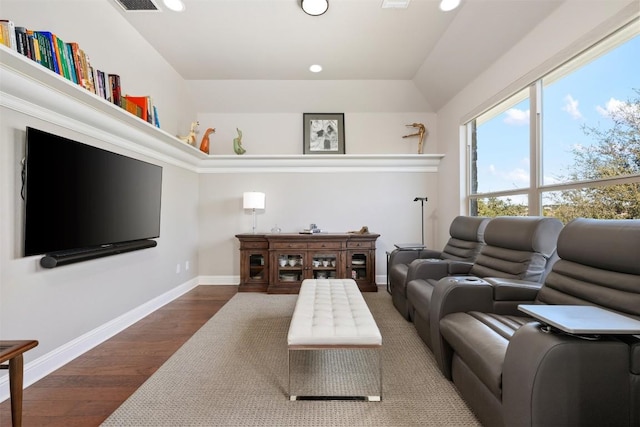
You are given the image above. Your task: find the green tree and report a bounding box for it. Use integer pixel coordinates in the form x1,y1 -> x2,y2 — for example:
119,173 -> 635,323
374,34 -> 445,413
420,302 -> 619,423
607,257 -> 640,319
550,90 -> 640,223
477,197 -> 528,217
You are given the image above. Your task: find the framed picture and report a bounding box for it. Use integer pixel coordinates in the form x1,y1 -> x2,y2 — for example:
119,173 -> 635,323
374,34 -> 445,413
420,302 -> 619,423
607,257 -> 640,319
303,113 -> 345,154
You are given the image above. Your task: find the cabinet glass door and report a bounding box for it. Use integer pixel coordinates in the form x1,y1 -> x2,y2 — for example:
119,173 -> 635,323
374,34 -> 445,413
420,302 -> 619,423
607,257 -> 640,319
350,252 -> 369,281
275,252 -> 305,283
248,254 -> 266,281
310,252 -> 338,280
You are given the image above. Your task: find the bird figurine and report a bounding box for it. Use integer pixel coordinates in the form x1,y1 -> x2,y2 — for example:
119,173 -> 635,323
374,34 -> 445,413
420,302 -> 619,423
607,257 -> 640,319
199,128 -> 215,154
233,128 -> 246,155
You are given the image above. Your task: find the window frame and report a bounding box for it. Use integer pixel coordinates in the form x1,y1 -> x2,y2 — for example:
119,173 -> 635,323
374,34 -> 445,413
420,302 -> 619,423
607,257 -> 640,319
466,19 -> 640,219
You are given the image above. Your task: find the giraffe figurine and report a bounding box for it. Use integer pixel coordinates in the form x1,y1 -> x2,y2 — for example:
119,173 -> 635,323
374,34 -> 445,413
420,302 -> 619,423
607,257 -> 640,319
178,121 -> 199,146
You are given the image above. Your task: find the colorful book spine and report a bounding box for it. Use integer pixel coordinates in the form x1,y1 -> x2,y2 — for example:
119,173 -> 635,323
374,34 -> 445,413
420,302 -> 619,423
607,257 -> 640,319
0,20 -> 17,50
26,30 -> 41,64
65,43 -> 78,84
35,31 -> 59,74
108,74 -> 121,106
123,95 -> 149,121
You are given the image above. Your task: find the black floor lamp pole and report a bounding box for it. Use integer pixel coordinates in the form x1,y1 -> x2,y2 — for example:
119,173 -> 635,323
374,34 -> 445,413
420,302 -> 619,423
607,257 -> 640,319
414,197 -> 428,246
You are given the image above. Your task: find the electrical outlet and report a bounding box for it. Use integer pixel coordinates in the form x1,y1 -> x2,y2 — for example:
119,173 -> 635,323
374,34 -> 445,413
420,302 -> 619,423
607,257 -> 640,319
176,263 -> 181,274
185,261 -> 189,270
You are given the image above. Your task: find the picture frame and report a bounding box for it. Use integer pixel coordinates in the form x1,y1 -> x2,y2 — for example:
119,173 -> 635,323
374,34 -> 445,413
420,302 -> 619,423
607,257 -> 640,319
303,113 -> 345,155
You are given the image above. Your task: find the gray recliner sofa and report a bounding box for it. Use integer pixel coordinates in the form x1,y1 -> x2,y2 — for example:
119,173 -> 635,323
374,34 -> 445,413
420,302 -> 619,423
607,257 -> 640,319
388,215 -> 490,320
406,216 -> 562,350
438,218 -> 640,427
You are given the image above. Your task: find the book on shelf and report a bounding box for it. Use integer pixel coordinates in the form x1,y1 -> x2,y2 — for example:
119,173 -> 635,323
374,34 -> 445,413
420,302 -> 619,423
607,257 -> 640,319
108,74 -> 121,106
2,18 -> 161,129
121,97 -> 144,118
68,42 -> 85,89
0,19 -> 17,51
34,31 -> 60,74
26,29 -> 40,63
123,95 -> 149,121
95,69 -> 108,101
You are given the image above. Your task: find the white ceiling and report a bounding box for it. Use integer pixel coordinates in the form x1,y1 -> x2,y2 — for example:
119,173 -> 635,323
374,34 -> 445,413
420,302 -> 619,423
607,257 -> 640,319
110,0 -> 565,111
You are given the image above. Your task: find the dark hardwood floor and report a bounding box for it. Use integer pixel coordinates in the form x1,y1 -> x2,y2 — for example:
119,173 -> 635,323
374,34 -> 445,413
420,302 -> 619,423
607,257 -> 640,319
0,285 -> 238,427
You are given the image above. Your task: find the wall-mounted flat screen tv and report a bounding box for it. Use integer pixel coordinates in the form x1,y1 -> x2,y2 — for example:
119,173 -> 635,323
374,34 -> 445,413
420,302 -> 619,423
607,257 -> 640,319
23,127 -> 162,259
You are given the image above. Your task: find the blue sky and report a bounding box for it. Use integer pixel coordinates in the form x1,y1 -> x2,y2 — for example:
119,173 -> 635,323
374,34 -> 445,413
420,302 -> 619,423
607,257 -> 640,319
475,32 -> 639,197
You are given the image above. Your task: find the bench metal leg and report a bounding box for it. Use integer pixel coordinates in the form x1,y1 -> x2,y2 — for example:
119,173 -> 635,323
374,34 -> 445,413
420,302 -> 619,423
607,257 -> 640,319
288,347 -> 382,401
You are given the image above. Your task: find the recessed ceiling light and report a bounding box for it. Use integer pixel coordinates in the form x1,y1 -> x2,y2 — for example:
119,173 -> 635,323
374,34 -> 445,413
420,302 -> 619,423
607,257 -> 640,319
163,0 -> 185,12
301,0 -> 329,16
309,64 -> 323,73
439,0 -> 460,12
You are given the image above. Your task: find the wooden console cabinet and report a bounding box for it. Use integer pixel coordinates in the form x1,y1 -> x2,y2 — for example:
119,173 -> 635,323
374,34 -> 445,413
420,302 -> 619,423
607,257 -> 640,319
236,233 -> 379,293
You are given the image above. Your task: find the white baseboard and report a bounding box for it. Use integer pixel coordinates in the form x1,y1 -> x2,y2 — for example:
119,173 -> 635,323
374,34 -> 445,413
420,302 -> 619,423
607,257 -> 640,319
199,275 -> 240,285
0,277 -> 200,403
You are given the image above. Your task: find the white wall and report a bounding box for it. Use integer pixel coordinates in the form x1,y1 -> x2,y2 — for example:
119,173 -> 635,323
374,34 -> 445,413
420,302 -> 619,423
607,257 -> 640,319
433,0 -> 638,248
0,0 -> 199,368
194,90 -> 439,281
198,171 -> 438,281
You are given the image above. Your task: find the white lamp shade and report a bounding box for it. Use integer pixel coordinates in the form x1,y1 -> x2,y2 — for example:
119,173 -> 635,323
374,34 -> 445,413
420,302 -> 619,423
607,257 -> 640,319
243,192 -> 265,210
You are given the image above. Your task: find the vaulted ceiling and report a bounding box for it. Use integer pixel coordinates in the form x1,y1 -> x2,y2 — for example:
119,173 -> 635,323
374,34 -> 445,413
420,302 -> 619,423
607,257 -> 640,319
111,0 -> 565,111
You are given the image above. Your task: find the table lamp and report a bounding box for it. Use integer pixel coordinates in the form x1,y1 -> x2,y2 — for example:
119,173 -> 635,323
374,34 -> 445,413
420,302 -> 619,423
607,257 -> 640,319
243,192 -> 265,234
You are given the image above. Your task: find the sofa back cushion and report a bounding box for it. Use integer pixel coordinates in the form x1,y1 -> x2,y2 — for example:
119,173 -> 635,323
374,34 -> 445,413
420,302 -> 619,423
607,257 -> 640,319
469,216 -> 563,282
440,216 -> 490,262
536,218 -> 640,319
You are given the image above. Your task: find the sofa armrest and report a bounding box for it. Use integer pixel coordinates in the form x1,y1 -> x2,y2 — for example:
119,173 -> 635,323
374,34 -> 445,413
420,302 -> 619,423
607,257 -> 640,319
447,261 -> 473,275
387,249 -> 422,268
483,277 -> 542,301
418,249 -> 442,259
503,322 -> 631,427
406,258 -> 453,283
430,276 -> 495,378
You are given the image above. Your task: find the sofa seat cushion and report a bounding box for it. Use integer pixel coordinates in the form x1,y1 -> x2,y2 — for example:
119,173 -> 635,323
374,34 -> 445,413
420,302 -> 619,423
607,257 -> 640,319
440,311 -> 533,398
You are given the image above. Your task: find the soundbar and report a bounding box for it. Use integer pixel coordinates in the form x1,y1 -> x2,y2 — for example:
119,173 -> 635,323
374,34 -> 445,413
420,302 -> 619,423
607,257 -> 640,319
40,239 -> 157,268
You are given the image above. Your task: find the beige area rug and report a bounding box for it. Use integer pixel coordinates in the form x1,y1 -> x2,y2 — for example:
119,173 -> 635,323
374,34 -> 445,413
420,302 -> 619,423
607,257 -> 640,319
102,291 -> 481,426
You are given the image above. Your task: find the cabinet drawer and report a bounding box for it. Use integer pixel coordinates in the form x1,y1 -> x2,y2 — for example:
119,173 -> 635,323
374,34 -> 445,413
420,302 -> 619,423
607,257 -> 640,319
347,241 -> 374,249
272,242 -> 307,249
307,242 -> 342,250
241,241 -> 268,249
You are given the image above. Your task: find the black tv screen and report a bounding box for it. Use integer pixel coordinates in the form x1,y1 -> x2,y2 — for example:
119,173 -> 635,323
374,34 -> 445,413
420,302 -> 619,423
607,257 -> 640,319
24,127 -> 162,257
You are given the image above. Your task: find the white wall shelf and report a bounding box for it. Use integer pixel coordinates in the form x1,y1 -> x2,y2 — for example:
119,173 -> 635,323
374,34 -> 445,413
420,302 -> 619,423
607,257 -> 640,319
1,46 -> 444,173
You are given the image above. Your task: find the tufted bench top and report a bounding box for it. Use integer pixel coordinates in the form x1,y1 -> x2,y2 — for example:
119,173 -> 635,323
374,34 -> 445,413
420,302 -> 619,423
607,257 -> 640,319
288,279 -> 382,347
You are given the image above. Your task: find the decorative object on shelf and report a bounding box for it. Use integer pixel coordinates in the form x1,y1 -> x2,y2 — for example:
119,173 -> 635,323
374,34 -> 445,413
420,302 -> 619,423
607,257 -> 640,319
402,122 -> 428,154
199,127 -> 215,154
348,226 -> 370,234
178,121 -> 199,146
271,224 -> 282,234
243,191 -> 265,234
414,196 -> 428,245
303,113 -> 345,155
233,128 -> 246,155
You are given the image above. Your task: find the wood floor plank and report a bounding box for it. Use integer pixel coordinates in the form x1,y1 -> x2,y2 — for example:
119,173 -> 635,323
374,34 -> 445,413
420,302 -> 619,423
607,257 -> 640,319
0,285 -> 237,427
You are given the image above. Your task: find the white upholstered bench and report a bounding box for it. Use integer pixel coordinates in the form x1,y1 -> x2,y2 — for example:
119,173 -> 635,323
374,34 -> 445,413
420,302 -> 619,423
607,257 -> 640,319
287,279 -> 382,401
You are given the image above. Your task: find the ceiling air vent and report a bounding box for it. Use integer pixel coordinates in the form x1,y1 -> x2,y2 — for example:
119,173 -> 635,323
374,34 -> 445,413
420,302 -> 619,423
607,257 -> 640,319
381,0 -> 410,8
114,0 -> 160,11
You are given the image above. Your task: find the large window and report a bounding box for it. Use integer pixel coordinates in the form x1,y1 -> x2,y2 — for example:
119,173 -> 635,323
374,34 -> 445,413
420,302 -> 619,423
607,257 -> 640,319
468,20 -> 639,223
